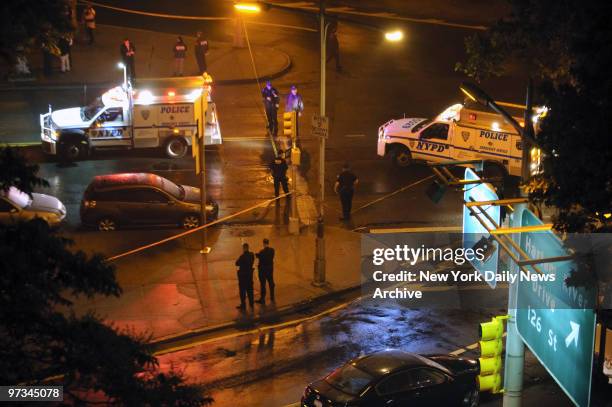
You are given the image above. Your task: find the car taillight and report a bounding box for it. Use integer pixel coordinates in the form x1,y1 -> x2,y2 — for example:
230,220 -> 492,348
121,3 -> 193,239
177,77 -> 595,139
83,200 -> 96,208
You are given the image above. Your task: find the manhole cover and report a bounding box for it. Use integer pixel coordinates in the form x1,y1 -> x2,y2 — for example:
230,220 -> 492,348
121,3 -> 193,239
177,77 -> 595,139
230,229 -> 255,237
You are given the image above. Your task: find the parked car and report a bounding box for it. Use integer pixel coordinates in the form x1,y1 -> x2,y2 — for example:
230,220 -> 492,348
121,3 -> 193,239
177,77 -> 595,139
0,186 -> 66,227
301,350 -> 479,407
80,173 -> 219,231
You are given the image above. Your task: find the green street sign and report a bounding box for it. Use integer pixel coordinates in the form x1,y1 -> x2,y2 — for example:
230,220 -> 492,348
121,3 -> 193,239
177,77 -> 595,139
516,210 -> 596,407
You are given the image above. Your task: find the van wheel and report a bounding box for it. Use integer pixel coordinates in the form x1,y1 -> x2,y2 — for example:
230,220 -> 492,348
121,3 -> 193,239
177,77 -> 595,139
97,217 -> 117,231
60,139 -> 88,161
393,146 -> 413,167
165,138 -> 188,159
181,214 -> 200,229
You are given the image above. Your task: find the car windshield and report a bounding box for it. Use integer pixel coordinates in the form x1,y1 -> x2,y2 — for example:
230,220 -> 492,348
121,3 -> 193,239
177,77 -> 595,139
5,187 -> 32,209
161,178 -> 184,200
411,119 -> 431,133
325,363 -> 374,396
81,97 -> 105,121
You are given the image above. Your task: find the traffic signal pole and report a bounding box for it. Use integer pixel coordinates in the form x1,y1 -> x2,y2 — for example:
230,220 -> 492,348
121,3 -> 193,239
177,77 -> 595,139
314,1 -> 327,285
503,80 -> 533,407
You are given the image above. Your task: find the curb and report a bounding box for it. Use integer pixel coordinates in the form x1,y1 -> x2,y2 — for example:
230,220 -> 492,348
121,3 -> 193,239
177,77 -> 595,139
150,284 -> 361,352
0,48 -> 292,92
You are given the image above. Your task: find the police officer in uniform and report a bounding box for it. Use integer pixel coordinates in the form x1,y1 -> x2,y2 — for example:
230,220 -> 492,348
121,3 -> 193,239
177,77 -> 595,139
255,238 -> 275,304
194,32 -> 209,75
270,153 -> 289,198
235,243 -> 255,311
334,162 -> 358,221
262,81 -> 280,137
119,38 -> 136,80
173,36 -> 187,76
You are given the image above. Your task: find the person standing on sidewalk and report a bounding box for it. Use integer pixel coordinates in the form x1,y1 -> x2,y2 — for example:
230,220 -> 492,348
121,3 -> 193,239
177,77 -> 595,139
58,35 -> 72,73
334,162 -> 358,221
262,81 -> 280,137
235,243 -> 255,311
194,32 -> 209,74
119,38 -> 136,80
82,4 -> 96,45
285,85 -> 304,116
270,152 -> 289,198
173,36 -> 187,76
255,239 -> 275,305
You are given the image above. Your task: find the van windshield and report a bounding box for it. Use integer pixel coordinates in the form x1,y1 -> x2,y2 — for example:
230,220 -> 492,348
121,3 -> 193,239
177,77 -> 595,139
82,97 -> 105,121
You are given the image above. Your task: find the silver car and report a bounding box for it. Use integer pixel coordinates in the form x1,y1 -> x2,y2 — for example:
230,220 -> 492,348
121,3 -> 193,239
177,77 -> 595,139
0,187 -> 67,227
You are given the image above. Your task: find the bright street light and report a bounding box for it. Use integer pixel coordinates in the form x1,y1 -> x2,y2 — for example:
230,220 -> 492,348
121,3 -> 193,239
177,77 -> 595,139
117,62 -> 125,69
234,3 -> 261,13
384,30 -> 404,42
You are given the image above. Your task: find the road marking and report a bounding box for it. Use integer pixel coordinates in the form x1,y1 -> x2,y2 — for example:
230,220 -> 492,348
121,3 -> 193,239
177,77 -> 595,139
0,141 -> 41,147
223,136 -> 270,141
449,332 -> 507,356
344,134 -> 366,138
369,226 -> 462,234
352,175 -> 435,213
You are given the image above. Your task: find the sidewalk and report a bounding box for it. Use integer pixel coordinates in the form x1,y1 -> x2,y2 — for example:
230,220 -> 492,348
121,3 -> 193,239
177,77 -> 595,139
72,223 -> 361,341
1,24 -> 291,89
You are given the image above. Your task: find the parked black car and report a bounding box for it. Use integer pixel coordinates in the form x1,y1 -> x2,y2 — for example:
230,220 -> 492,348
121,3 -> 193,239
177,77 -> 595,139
80,173 -> 219,231
302,350 -> 479,407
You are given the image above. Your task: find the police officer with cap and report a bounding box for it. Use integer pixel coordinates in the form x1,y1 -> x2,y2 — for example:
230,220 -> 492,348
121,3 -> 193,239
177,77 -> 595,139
334,162 -> 358,221
270,152 -> 289,198
262,81 -> 280,137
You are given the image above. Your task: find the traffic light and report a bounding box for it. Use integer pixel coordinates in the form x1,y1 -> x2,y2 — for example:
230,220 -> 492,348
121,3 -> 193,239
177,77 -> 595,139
283,111 -> 297,139
477,316 -> 506,393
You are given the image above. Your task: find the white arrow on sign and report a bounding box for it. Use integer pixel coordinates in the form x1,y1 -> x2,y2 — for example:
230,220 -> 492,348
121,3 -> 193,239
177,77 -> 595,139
565,321 -> 580,348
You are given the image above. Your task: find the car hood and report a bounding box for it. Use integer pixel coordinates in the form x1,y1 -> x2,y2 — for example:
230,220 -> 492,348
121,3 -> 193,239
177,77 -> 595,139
29,193 -> 65,215
384,117 -> 428,135
51,107 -> 88,128
308,379 -> 360,405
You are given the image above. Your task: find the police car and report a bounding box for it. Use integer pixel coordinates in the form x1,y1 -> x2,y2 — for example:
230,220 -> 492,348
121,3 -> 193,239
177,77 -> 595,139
377,102 -> 545,177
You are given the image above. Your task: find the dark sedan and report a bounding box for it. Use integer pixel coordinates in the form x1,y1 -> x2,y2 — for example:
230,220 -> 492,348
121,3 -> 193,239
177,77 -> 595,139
302,350 -> 479,407
80,173 -> 218,231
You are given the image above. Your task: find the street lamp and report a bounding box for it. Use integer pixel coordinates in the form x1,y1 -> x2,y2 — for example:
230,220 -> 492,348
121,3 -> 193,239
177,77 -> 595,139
117,62 -> 127,89
234,2 -> 261,13
384,30 -> 403,42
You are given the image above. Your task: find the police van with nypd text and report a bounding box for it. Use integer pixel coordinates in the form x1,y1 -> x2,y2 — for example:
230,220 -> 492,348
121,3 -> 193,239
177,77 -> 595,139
377,102 -> 545,177
40,75 -> 222,160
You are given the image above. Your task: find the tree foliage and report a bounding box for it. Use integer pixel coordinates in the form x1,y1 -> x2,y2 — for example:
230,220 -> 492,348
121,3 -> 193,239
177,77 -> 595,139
457,0 -> 612,232
0,147 -> 212,405
0,0 -> 72,62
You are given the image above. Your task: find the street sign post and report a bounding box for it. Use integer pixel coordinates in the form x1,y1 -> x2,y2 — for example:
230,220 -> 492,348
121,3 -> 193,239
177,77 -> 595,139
311,114 -> 329,138
462,168 -> 500,287
516,209 -> 597,407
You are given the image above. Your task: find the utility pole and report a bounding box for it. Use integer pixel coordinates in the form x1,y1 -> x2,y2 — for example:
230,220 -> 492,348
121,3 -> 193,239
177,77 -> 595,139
503,80 -> 533,407
314,0 -> 326,285
199,89 -> 210,254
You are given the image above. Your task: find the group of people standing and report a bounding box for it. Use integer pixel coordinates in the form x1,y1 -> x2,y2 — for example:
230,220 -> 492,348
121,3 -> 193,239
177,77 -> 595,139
235,239 -> 276,311
262,81 -> 304,138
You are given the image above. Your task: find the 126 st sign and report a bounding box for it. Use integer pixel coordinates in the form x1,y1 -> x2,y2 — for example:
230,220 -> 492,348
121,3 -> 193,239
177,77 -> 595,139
516,210 -> 596,407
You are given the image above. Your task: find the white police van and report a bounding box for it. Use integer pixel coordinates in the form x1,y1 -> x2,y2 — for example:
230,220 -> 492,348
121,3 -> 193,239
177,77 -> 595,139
40,75 -> 222,160
377,102 -> 544,177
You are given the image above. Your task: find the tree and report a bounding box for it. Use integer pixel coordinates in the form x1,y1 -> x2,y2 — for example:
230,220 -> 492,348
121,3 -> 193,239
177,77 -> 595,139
0,0 -> 73,70
456,0 -> 612,233
0,147 -> 213,405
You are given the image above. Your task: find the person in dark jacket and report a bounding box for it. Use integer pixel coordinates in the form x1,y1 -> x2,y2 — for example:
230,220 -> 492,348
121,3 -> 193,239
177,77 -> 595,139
58,35 -> 72,73
173,36 -> 187,76
255,238 -> 275,304
195,31 -> 209,74
262,81 -> 280,137
334,162 -> 358,221
270,153 -> 289,198
235,243 -> 255,310
119,38 -> 136,80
